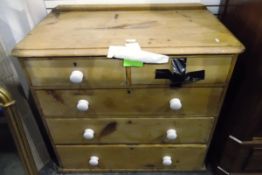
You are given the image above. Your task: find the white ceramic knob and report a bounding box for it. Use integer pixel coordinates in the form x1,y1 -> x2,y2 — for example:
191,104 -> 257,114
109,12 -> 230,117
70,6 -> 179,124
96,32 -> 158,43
70,70 -> 83,84
77,99 -> 89,111
169,98 -> 182,110
89,156 -> 99,166
166,129 -> 177,140
162,156 -> 172,166
83,129 -> 95,140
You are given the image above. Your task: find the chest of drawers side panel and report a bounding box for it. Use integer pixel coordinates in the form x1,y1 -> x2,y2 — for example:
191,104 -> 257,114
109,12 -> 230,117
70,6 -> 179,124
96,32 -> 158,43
205,54 -> 239,151
16,58 -> 66,167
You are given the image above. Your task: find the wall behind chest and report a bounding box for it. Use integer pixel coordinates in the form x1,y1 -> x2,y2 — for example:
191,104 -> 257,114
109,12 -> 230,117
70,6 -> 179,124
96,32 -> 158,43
44,0 -> 221,15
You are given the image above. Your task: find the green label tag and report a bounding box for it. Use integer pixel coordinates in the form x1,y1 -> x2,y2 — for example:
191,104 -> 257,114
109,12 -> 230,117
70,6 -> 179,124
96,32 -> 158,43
123,59 -> 143,67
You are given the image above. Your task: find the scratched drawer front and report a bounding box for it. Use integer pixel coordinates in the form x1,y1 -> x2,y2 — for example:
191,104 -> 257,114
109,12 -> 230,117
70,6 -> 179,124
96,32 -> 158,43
47,117 -> 213,144
57,145 -> 206,171
132,55 -> 233,86
35,88 -> 223,117
22,58 -> 126,88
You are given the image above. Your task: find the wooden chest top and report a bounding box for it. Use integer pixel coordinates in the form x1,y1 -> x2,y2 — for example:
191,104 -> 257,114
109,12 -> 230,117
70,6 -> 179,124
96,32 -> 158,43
12,4 -> 244,57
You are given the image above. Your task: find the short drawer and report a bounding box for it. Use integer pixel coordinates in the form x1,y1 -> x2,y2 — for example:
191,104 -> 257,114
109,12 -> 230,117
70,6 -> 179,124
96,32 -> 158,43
47,117 -> 214,144
132,55 -> 233,86
22,58 -> 126,88
35,87 -> 223,117
57,145 -> 206,171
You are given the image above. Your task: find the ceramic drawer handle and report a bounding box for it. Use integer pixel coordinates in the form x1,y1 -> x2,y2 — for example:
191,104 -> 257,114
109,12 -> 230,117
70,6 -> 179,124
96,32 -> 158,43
162,156 -> 172,166
89,156 -> 99,166
77,99 -> 89,111
166,129 -> 177,140
169,98 -> 182,110
70,70 -> 83,84
83,128 -> 94,140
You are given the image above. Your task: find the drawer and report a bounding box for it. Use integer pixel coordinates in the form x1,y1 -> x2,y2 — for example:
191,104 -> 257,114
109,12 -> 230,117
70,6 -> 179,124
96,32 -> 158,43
57,145 -> 206,171
35,87 -> 223,117
245,148 -> 262,171
132,55 -> 233,86
47,117 -> 214,144
22,58 -> 126,88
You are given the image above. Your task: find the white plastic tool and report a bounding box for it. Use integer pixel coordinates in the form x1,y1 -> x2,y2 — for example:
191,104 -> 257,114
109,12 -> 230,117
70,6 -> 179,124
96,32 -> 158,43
83,128 -> 95,140
169,98 -> 182,110
107,40 -> 169,64
77,99 -> 89,111
166,129 -> 177,140
70,70 -> 83,84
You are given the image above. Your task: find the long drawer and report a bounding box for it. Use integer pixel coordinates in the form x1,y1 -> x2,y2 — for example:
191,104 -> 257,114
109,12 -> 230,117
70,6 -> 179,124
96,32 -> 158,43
23,55 -> 232,88
57,145 -> 206,171
47,117 -> 214,144
35,87 -> 223,117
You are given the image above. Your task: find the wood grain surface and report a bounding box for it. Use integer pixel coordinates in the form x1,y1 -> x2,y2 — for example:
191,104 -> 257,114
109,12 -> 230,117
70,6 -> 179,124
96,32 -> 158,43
22,58 -> 126,88
35,88 -> 223,117
23,55 -> 232,88
12,4 -> 244,57
11,4 -> 244,172
132,55 -> 233,85
56,144 -> 207,171
46,117 -> 214,144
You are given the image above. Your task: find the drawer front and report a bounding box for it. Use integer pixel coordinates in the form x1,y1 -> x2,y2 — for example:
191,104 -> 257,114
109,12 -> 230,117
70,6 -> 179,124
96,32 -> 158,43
57,145 -> 206,171
36,88 -> 223,117
47,117 -> 214,144
22,58 -> 126,88
245,148 -> 262,171
132,55 -> 232,85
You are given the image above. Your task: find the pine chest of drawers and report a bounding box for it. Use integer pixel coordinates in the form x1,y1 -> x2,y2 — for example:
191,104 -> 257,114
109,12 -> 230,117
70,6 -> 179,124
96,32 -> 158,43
12,4 -> 244,173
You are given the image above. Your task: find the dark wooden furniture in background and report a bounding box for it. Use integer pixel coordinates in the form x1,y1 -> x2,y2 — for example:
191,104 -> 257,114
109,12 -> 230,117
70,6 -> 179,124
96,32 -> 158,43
208,0 -> 262,174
